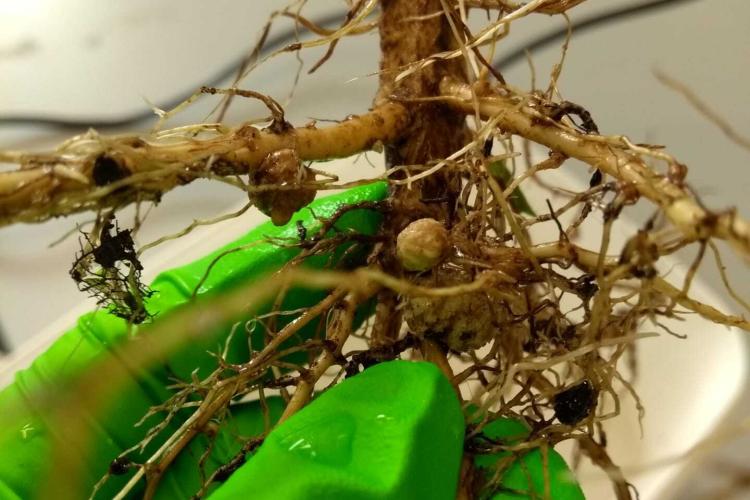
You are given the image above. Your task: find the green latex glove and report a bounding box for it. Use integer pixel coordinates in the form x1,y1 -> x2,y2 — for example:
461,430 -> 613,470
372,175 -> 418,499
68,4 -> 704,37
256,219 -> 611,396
0,183 -> 388,499
0,182 -> 584,499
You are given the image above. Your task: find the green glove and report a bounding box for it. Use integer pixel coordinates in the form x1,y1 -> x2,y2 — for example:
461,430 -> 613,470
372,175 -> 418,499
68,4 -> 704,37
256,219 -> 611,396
0,183 -> 388,499
0,182 -> 584,499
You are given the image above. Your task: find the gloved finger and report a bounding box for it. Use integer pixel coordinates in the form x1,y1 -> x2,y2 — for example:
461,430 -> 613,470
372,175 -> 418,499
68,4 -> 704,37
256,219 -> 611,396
209,360 -> 465,500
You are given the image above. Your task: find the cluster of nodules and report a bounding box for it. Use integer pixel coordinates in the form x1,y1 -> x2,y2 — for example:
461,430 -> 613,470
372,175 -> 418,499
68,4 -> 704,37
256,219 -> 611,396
396,218 -> 529,352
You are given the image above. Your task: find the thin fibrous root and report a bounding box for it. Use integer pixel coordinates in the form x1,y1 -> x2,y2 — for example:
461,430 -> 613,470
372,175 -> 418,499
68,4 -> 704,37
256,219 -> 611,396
440,78 -> 750,260
464,0 -> 587,15
530,242 -> 750,331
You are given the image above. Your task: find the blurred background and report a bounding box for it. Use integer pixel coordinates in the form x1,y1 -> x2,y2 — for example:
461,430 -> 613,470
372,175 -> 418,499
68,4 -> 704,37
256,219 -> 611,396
0,0 -> 747,498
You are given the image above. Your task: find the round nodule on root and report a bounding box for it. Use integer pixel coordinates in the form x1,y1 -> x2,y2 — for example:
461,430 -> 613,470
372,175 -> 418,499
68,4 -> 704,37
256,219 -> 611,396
396,218 -> 450,271
251,148 -> 317,226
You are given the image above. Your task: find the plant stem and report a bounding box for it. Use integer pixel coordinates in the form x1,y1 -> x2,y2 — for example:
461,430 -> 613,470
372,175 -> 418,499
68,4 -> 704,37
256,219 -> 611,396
0,103 -> 408,225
